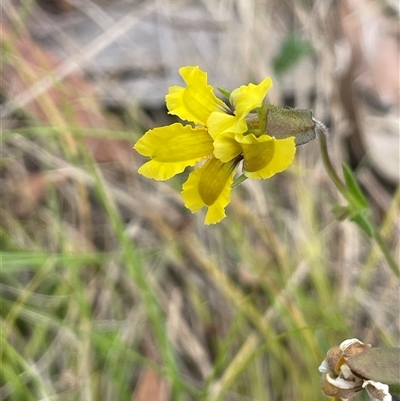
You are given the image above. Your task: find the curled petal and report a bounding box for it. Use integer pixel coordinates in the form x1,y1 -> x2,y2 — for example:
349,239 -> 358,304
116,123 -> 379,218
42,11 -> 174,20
213,132 -> 242,163
340,363 -> 356,380
182,158 -> 238,224
326,348 -> 346,375
340,339 -> 364,352
207,111 -> 247,138
326,374 -> 362,390
363,381 -> 391,401
134,123 -> 213,180
230,76 -> 273,120
319,360 -> 330,374
166,66 -> 229,126
237,134 -> 296,179
321,374 -> 362,400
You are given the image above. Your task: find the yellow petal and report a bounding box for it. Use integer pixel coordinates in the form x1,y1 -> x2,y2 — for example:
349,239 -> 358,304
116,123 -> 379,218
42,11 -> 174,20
213,132 -> 242,163
230,76 -> 273,119
207,111 -> 247,139
166,66 -> 229,126
134,123 -> 214,180
237,134 -> 296,179
182,158 -> 237,224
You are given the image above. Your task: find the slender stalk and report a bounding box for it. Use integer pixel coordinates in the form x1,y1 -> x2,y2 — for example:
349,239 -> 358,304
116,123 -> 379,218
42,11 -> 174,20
317,124 -> 399,277
317,124 -> 346,193
373,230 -> 400,277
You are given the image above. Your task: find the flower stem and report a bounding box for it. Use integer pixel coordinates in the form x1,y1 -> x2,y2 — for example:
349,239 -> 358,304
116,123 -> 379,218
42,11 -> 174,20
373,229 -> 400,277
317,123 -> 400,277
317,123 -> 346,193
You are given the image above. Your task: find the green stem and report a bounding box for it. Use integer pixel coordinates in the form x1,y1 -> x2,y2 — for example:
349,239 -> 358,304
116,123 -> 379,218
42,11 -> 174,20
317,125 -> 400,277
373,229 -> 400,277
317,125 -> 346,193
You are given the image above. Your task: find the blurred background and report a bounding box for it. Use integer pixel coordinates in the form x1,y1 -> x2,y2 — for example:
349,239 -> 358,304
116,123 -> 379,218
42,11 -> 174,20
1,0 -> 399,400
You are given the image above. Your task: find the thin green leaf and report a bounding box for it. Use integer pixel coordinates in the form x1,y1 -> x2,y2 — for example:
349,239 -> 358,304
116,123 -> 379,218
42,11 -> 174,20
217,87 -> 232,98
0,251 -> 104,273
232,174 -> 247,188
350,213 -> 374,238
342,164 -> 369,209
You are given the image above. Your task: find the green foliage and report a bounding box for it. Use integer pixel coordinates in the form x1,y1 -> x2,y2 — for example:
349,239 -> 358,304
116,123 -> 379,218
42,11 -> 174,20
2,9 -> 398,400
273,33 -> 314,75
332,164 -> 374,237
217,87 -> 232,98
2,123 -> 398,400
341,164 -> 374,237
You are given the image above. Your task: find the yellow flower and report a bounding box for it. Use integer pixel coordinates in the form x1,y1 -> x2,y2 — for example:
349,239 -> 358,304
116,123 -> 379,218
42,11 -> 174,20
134,66 -> 296,224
